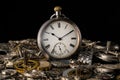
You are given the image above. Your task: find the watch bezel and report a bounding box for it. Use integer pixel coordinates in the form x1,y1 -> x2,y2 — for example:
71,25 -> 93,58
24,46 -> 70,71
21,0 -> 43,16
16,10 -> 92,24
37,18 -> 82,59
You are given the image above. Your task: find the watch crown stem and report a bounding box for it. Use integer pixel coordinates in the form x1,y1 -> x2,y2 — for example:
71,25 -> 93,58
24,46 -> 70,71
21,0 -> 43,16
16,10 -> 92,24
54,6 -> 62,12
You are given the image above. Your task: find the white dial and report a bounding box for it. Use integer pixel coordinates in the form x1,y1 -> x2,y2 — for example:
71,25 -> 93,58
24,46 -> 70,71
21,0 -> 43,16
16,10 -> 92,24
37,19 -> 81,59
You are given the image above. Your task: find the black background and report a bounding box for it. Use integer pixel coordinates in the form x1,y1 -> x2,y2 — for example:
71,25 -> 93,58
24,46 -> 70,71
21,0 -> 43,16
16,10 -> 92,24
0,0 -> 120,43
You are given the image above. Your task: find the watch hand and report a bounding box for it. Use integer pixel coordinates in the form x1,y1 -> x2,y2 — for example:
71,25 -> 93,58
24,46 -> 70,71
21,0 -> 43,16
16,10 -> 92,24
51,33 -> 59,38
51,33 -> 62,40
59,46 -> 62,53
61,30 -> 74,39
45,32 -> 61,40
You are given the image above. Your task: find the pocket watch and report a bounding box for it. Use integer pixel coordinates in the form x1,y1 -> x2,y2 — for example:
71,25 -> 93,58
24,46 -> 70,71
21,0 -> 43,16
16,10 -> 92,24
37,6 -> 82,59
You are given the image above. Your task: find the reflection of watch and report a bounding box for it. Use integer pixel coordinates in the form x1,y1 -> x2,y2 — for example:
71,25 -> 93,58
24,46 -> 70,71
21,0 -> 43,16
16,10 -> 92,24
37,6 -> 82,59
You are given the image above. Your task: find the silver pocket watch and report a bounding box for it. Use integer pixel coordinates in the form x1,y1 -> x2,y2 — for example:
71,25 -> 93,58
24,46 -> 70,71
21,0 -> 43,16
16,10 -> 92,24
37,6 -> 82,59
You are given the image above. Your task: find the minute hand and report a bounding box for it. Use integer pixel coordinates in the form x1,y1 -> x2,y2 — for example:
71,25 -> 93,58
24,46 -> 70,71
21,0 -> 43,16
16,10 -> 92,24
61,30 -> 74,39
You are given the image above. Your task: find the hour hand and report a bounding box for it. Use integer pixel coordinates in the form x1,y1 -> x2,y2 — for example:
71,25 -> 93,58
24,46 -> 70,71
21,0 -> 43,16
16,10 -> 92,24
51,33 -> 62,40
45,32 -> 60,39
51,33 -> 59,38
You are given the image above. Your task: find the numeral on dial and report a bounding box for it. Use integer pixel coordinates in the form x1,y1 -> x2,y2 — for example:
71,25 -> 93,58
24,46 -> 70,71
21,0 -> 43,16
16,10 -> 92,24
58,22 -> 60,28
70,44 -> 75,48
45,44 -> 50,49
64,24 -> 68,29
50,25 -> 54,30
71,37 -> 76,40
43,39 -> 48,41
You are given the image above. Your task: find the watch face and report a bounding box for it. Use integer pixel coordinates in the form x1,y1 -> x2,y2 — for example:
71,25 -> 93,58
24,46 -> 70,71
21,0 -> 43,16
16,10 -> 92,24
37,18 -> 81,59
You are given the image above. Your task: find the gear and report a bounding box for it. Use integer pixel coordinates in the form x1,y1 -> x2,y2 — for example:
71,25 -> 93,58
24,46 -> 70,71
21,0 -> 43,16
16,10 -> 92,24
63,66 -> 92,80
14,59 -> 39,74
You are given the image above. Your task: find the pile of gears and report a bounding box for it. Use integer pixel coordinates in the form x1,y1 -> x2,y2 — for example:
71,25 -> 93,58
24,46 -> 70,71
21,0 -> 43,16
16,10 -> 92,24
0,6 -> 120,80
0,39 -> 120,80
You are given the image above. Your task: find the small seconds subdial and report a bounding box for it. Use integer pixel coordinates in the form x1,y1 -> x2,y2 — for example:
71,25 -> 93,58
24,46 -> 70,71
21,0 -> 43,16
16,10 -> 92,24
51,42 -> 69,56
